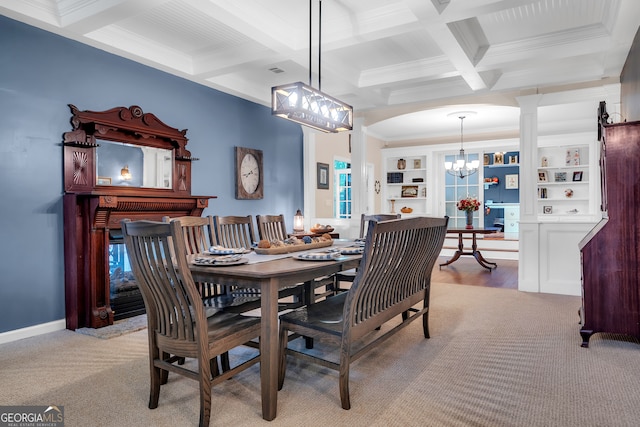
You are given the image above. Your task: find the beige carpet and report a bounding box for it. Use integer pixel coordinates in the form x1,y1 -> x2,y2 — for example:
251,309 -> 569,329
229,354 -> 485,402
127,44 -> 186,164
1,283 -> 639,427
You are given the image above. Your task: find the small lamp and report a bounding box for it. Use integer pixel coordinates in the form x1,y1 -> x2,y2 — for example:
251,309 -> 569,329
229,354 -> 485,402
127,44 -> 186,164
120,165 -> 132,181
293,209 -> 305,233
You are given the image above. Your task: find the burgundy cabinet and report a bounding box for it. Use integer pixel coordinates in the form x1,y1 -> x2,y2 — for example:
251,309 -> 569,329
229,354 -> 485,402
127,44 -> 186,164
579,119 -> 640,347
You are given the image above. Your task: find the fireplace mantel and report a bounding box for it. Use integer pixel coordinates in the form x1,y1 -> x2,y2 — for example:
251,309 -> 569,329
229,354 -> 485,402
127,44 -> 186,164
62,106 -> 214,329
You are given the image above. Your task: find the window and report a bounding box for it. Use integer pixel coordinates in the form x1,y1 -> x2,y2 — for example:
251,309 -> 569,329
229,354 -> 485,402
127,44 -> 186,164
334,160 -> 351,219
444,153 -> 480,228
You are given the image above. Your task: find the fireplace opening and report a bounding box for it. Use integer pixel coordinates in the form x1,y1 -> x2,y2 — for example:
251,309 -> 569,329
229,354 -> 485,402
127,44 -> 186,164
109,230 -> 145,320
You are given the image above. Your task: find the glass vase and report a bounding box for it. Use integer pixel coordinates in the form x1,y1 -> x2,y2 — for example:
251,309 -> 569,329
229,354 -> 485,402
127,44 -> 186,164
465,210 -> 474,229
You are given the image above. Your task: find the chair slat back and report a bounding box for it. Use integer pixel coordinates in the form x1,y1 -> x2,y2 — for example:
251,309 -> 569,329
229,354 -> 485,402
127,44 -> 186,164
162,215 -> 215,255
214,215 -> 256,249
358,213 -> 401,238
256,214 -> 288,241
345,216 -> 448,334
122,219 -> 204,343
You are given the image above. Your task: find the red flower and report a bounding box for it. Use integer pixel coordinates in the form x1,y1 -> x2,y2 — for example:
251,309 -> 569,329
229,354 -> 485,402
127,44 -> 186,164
457,197 -> 481,212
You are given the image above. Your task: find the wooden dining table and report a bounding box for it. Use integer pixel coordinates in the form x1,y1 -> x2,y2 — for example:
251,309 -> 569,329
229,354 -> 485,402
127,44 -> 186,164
189,247 -> 361,421
439,228 -> 499,271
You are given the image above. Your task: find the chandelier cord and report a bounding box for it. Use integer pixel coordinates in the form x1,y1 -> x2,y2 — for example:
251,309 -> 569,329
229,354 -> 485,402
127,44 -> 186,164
308,0 -> 312,87
309,0 -> 323,91
319,0 -> 322,92
459,115 -> 465,152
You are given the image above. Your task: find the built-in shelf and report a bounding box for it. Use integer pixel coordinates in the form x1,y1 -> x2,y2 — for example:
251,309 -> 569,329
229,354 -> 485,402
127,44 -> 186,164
536,143 -> 594,221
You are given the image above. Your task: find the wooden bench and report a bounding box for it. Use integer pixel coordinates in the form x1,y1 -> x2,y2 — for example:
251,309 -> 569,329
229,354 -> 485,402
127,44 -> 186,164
278,215 -> 449,409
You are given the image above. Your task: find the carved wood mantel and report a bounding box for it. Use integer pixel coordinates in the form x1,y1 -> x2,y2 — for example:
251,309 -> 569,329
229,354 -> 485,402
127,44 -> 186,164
62,105 -> 214,329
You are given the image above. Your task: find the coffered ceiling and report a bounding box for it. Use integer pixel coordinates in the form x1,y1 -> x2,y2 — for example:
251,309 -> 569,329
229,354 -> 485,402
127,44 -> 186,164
2,0 -> 638,141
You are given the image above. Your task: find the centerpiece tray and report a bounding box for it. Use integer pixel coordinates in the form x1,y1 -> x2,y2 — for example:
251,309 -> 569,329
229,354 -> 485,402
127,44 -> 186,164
254,239 -> 333,255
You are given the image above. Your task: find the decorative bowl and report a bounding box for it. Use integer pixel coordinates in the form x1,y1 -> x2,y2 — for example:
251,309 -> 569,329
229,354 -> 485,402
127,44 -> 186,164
400,207 -> 413,213
310,226 -> 334,233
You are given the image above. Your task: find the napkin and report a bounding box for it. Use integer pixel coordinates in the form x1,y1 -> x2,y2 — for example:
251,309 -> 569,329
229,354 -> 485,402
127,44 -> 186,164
194,254 -> 243,264
297,251 -> 343,260
340,246 -> 364,255
353,238 -> 366,247
208,245 -> 246,255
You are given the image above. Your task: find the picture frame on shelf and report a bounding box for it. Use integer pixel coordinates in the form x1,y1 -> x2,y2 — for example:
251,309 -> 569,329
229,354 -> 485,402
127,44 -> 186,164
483,154 -> 490,165
572,171 -> 583,181
401,185 -> 419,198
538,171 -> 548,182
505,174 -> 519,189
317,162 -> 329,190
566,148 -> 580,166
509,155 -> 518,164
554,172 -> 567,182
543,206 -> 553,214
493,152 -> 504,165
413,159 -> 421,169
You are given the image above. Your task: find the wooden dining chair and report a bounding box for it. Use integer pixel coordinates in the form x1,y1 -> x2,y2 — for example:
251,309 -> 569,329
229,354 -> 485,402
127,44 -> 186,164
214,215 -> 256,249
216,215 -> 305,311
121,219 -> 261,427
164,215 -> 262,313
256,213 -> 335,305
161,215 -> 219,298
278,216 -> 448,410
333,213 -> 401,290
255,214 -> 288,241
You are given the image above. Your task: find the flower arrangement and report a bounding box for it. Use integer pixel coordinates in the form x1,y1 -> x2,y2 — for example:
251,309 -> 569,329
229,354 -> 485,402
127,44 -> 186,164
457,196 -> 481,212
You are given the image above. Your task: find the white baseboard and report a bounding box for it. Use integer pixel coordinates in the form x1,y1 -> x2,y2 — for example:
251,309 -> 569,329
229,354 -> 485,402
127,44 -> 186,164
0,319 -> 66,345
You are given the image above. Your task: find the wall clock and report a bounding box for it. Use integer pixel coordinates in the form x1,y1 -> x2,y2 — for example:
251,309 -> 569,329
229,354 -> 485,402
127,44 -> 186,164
235,146 -> 264,199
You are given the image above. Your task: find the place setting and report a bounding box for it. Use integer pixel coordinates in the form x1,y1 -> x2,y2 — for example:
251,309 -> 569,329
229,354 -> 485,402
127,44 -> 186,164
192,253 -> 248,266
204,245 -> 251,255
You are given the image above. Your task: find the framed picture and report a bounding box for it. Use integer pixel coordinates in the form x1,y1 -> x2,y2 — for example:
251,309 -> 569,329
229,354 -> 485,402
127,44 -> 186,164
509,155 -> 518,164
538,171 -> 548,182
97,176 -> 111,185
505,174 -> 519,189
566,148 -> 580,166
401,185 -> 419,198
543,206 -> 553,214
483,154 -> 490,165
317,162 -> 329,189
493,152 -> 504,165
538,187 -> 548,199
554,172 -> 567,182
413,159 -> 421,169
573,171 -> 583,181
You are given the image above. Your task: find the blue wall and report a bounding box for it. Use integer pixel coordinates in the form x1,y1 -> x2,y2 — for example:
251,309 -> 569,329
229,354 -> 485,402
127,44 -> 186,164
483,151 -> 520,227
0,16 -> 304,333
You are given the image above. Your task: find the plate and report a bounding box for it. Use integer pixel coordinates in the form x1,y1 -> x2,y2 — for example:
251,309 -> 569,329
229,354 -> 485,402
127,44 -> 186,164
193,258 -> 249,267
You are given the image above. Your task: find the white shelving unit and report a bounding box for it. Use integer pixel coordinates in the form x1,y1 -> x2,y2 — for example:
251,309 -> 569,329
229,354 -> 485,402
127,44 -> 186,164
382,152 -> 428,216
536,144 -> 596,220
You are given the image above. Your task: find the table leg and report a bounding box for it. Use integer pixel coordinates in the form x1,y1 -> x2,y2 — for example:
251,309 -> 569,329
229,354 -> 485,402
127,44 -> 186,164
470,234 -> 497,271
439,232 -> 497,271
439,233 -> 464,268
260,279 -> 279,421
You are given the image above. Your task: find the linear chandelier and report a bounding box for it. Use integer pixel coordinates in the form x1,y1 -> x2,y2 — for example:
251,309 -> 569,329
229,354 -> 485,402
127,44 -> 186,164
445,114 -> 479,179
271,0 -> 353,133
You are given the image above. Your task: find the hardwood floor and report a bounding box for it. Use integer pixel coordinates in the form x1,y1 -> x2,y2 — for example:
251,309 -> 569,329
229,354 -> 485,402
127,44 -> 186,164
432,256 -> 518,289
